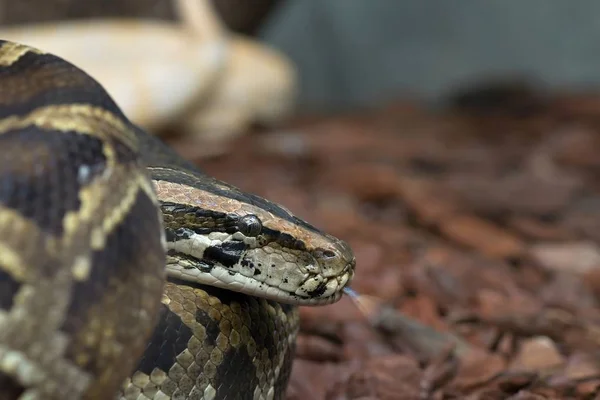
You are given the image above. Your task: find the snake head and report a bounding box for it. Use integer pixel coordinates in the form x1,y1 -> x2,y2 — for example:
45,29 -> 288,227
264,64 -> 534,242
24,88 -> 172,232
154,177 -> 356,306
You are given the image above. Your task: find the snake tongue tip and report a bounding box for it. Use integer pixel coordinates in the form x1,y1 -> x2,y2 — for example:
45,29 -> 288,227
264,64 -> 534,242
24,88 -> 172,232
343,287 -> 383,322
343,286 -> 359,299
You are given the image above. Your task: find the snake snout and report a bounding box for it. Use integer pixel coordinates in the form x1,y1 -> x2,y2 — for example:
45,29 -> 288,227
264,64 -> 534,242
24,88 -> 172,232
309,237 -> 356,300
316,236 -> 355,270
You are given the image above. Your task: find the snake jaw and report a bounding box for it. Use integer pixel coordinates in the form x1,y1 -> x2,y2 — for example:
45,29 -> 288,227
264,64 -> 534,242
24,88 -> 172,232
164,231 -> 355,305
165,256 -> 346,305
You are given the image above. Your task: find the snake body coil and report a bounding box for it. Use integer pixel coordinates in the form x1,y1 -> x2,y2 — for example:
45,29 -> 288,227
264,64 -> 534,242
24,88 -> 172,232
0,41 -> 355,399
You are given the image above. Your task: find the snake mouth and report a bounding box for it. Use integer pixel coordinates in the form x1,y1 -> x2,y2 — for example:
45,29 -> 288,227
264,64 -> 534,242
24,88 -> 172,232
165,261 -> 352,306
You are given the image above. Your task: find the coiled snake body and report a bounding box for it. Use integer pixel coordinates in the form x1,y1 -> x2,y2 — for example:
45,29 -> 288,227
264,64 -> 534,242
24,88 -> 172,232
0,41 -> 355,399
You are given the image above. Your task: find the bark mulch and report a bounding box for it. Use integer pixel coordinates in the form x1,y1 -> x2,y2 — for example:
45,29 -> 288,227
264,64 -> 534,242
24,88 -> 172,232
169,83 -> 600,400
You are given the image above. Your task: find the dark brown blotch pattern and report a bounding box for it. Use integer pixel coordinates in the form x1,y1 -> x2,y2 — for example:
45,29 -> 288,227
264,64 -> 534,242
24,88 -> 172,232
119,281 -> 299,400
0,127 -> 107,236
0,42 -> 128,120
61,189 -> 165,398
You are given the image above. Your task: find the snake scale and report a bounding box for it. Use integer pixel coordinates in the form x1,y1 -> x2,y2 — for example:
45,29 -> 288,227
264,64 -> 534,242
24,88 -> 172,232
0,40 -> 355,400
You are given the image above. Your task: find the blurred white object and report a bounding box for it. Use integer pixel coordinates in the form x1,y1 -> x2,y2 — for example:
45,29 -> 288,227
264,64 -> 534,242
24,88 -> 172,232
0,0 -> 297,155
187,35 -> 297,144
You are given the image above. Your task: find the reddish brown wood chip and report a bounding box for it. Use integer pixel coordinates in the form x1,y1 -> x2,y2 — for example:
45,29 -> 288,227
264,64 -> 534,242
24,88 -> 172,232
438,214 -> 526,259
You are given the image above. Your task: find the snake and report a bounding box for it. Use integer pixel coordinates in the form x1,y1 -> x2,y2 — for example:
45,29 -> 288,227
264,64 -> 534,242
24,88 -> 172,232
0,40 -> 355,400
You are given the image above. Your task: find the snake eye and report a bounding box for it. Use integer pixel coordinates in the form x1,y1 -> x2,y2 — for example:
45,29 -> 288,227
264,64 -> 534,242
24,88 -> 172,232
238,214 -> 262,237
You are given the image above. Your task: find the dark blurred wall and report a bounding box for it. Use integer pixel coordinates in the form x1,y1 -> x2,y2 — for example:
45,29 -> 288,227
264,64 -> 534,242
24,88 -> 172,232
259,0 -> 600,112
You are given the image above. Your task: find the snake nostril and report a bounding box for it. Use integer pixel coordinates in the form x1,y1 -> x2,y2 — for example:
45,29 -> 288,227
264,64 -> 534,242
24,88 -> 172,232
322,250 -> 336,259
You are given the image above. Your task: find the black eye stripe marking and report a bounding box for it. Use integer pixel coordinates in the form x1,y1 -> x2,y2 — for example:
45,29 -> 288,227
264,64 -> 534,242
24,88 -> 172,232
261,227 -> 306,251
161,203 -> 308,254
203,241 -> 247,268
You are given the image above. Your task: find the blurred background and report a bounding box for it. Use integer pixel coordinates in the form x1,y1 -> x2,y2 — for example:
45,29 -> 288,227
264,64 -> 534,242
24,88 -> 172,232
261,0 -> 600,112
6,0 -> 600,111
5,1 -> 600,398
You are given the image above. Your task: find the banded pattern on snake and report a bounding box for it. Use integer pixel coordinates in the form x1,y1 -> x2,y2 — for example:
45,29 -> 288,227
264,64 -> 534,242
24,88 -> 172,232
0,41 -> 355,399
